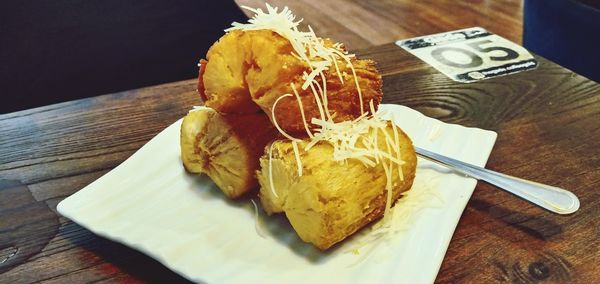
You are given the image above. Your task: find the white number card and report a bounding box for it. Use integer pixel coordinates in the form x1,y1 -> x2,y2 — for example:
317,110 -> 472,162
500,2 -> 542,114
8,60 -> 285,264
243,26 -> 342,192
396,27 -> 538,83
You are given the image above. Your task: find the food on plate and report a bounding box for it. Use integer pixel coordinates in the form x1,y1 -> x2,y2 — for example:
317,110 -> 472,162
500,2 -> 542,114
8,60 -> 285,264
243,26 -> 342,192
257,122 -> 417,250
198,23 -> 383,136
180,107 -> 278,198
183,4 -> 418,249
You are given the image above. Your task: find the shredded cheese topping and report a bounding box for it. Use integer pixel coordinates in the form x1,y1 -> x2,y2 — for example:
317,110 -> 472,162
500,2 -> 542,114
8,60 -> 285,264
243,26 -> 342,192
231,4 -> 409,237
228,4 -> 363,116
250,199 -> 267,238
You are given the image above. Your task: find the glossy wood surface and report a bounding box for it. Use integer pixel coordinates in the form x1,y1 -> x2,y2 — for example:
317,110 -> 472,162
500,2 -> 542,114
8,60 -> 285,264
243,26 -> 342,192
1,40 -> 599,282
235,0 -> 524,49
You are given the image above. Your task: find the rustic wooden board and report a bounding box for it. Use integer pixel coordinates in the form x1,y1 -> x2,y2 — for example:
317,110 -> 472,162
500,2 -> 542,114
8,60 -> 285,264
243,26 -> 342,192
1,42 -> 599,283
235,0 -> 524,50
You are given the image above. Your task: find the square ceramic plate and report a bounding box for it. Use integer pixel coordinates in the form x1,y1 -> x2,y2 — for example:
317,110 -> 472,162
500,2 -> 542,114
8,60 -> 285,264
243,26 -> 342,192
57,104 -> 497,284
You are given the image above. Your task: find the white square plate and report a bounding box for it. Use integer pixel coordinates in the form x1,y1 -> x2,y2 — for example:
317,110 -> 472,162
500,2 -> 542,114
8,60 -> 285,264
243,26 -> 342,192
58,104 -> 497,284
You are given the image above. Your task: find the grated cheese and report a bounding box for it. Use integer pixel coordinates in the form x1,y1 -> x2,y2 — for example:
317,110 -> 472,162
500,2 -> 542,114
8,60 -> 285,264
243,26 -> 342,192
271,94 -> 300,141
228,3 -> 363,117
267,143 -> 279,199
346,185 -> 445,258
230,4 -> 414,248
250,199 -> 268,238
291,83 -> 313,138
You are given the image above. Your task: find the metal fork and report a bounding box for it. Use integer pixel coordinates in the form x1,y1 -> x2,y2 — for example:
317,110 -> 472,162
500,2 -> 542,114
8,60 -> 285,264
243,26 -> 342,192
415,147 -> 580,214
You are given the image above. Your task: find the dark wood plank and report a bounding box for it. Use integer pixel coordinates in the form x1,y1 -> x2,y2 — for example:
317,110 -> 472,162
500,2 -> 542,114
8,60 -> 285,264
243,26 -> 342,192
0,82 -> 198,186
363,44 -> 600,284
234,0 -> 373,50
0,82 -> 200,283
235,0 -> 524,47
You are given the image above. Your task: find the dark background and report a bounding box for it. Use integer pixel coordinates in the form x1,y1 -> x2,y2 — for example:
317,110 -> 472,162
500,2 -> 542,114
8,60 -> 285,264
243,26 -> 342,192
523,0 -> 600,84
2,0 -> 598,114
0,0 -> 246,113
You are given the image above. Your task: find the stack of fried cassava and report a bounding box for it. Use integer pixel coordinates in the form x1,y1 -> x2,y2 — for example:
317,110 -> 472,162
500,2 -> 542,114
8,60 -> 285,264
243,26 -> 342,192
181,9 -> 417,250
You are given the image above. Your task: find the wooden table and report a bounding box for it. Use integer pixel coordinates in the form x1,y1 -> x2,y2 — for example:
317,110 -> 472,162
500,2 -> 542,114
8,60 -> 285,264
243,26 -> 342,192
235,0 -> 524,48
1,43 -> 599,283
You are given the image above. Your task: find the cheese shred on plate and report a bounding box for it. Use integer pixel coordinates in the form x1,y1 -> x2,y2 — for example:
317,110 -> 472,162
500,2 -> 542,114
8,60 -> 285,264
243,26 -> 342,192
232,4 -> 409,234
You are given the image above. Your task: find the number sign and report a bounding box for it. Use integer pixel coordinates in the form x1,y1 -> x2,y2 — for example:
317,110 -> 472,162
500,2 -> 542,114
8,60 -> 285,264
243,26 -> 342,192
396,27 -> 538,83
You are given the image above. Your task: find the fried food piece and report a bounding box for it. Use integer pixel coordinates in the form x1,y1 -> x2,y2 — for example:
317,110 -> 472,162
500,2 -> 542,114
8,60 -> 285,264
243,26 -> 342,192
199,30 -> 264,114
199,30 -> 383,136
180,107 -> 278,198
256,123 -> 417,250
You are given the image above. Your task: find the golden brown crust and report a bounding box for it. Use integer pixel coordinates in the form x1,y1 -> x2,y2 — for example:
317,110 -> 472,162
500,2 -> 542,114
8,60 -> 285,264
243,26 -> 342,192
200,30 -> 383,135
257,123 -> 417,249
202,30 -> 262,114
262,58 -> 383,137
180,108 -> 278,198
197,27 -> 413,250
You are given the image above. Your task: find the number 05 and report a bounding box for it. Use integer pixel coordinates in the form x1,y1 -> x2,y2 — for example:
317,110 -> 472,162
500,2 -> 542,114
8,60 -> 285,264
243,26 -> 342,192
430,39 -> 520,68
467,40 -> 519,61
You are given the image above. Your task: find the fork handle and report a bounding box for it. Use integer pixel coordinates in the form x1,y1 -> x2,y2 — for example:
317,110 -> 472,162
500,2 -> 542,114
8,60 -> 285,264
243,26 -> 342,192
415,147 -> 580,214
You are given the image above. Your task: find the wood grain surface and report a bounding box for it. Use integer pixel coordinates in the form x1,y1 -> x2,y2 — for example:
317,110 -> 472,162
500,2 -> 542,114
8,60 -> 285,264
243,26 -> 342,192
235,0 -> 524,50
1,39 -> 599,282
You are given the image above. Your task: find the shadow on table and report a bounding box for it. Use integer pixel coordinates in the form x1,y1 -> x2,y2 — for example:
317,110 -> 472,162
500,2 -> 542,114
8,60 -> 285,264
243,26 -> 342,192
64,223 -> 194,283
417,160 -> 564,240
469,198 -> 563,241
